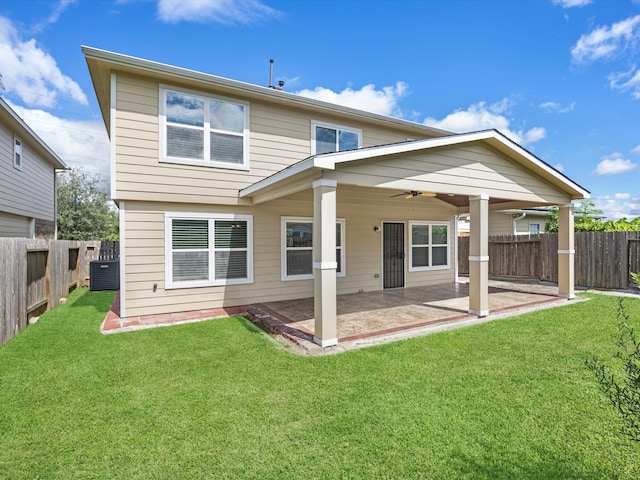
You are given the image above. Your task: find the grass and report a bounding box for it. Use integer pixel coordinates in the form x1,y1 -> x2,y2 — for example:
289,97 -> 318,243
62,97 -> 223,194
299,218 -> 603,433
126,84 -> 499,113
0,288 -> 639,479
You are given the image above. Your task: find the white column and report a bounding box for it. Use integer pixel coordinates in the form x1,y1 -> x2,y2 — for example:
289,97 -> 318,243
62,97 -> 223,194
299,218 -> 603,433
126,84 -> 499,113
312,179 -> 338,347
469,194 -> 489,317
558,204 -> 575,299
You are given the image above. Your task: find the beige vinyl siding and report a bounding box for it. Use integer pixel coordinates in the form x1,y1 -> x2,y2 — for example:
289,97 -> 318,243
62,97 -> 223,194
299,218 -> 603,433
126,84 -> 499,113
330,144 -> 573,205
113,74 -> 436,205
0,211 -> 31,237
0,122 -> 56,221
488,212 -> 514,236
122,187 -> 456,317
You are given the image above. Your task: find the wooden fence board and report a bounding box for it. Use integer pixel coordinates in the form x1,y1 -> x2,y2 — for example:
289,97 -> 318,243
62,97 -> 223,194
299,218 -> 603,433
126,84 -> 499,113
0,239 -> 107,347
458,231 -> 640,290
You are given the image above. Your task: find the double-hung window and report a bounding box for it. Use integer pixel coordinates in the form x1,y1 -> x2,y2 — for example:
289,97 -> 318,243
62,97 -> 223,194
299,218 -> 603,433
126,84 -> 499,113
13,136 -> 22,170
282,217 -> 345,281
529,223 -> 541,234
409,221 -> 450,271
165,213 -> 253,288
311,121 -> 362,155
160,87 -> 249,170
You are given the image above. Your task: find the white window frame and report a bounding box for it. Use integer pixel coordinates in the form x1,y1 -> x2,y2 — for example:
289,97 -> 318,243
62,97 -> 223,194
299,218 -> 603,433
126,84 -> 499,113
281,216 -> 346,281
408,221 -> 450,272
529,223 -> 541,234
13,136 -> 22,170
311,120 -> 362,155
165,212 -> 253,289
159,85 -> 250,170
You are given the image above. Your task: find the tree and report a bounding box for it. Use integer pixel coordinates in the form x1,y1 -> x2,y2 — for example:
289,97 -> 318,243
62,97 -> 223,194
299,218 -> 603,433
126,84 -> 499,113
57,168 -> 118,240
585,284 -> 640,443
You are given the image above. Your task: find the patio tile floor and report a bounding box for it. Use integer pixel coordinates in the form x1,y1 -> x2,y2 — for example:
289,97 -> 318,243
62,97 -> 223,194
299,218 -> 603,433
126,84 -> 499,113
102,279 -> 577,354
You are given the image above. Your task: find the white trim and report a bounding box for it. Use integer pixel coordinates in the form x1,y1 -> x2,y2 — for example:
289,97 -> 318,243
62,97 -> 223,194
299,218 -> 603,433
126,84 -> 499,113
313,262 -> 338,270
110,73 -> 117,200
469,309 -> 489,317
557,249 -> 575,254
311,120 -> 362,155
469,256 -> 490,262
312,178 -> 337,189
240,158 -> 316,197
164,212 -> 254,289
313,336 -> 338,347
119,201 -> 126,318
408,221 -> 451,272
558,293 -> 576,300
281,216 -> 345,281
158,85 -> 250,171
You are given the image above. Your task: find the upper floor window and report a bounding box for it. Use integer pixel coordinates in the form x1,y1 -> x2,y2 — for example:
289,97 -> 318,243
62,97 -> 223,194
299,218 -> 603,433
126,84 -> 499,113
311,121 -> 362,155
409,221 -> 450,271
160,87 -> 249,170
13,136 -> 22,170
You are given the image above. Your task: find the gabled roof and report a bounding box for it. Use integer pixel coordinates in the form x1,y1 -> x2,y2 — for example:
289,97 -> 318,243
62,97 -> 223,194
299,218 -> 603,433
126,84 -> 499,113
240,129 -> 590,201
0,97 -> 67,169
81,45 -> 450,139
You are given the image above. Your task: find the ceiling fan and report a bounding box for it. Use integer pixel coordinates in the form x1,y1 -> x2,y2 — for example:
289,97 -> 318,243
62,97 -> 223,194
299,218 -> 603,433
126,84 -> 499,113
391,190 -> 437,199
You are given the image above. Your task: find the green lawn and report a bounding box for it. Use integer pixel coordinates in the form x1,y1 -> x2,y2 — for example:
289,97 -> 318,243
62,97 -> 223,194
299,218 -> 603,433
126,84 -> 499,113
1,288 -> 639,479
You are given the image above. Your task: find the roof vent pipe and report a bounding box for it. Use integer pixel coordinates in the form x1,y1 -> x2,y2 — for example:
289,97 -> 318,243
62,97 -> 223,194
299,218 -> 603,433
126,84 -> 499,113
268,59 -> 284,90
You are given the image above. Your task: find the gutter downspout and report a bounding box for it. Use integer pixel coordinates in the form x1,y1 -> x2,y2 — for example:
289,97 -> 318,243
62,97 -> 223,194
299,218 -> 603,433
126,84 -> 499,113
454,214 -> 460,284
513,212 -> 526,236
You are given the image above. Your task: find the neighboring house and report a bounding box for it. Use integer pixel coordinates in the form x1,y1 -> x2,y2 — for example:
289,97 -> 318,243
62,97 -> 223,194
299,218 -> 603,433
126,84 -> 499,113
83,46 -> 589,347
0,97 -> 67,238
458,207 -> 606,236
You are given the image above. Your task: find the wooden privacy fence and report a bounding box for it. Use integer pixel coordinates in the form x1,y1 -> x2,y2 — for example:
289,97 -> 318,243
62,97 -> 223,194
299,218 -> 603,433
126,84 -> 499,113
0,239 -> 120,347
458,232 -> 640,290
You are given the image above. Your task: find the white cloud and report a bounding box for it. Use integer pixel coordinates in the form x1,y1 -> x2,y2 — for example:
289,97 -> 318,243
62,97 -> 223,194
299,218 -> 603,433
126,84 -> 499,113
156,0 -> 280,24
0,16 -> 87,108
632,145 -> 640,154
9,102 -> 110,189
296,81 -> 409,117
571,15 -> 640,63
608,67 -> 640,99
593,153 -> 639,175
32,0 -> 79,32
553,163 -> 565,172
552,0 -> 592,7
594,194 -> 640,220
539,101 -> 575,113
422,100 -> 546,146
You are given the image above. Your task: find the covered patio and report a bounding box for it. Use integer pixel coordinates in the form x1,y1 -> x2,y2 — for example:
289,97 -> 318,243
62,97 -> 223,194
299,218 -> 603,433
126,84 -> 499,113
249,279 -> 573,353
241,130 -> 590,348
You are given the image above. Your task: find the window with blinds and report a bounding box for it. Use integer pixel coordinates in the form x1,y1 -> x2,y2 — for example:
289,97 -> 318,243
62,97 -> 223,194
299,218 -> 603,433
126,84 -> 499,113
13,136 -> 22,170
160,87 -> 249,170
166,214 -> 253,288
281,217 -> 345,281
408,221 -> 450,271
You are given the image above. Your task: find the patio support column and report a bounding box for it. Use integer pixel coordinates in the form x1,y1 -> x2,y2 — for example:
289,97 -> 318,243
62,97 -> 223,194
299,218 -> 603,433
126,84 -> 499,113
468,194 -> 489,317
312,179 -> 338,347
558,203 -> 575,299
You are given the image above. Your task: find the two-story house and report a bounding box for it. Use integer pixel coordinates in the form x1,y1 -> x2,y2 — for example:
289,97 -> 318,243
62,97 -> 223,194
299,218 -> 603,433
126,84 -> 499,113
83,46 -> 588,347
0,97 -> 67,238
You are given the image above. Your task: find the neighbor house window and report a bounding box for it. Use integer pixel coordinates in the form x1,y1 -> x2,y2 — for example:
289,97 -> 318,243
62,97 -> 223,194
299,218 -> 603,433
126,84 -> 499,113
529,223 -> 541,234
160,86 -> 249,170
281,217 -> 345,281
165,213 -> 253,288
409,221 -> 450,271
13,136 -> 22,170
311,121 -> 362,155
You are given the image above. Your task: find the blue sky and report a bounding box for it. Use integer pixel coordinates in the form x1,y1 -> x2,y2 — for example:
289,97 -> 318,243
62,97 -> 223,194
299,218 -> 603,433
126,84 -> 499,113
1,0 -> 639,219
